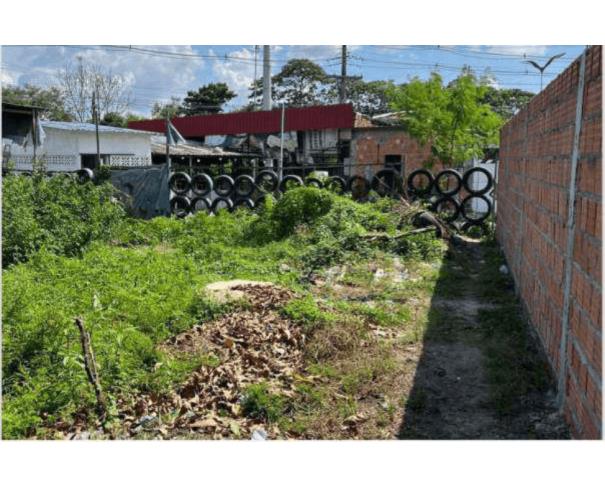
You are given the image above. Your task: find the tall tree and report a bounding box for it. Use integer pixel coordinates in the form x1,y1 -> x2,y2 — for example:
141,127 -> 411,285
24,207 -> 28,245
2,84 -> 71,121
387,71 -> 503,167
58,60 -> 132,122
246,77 -> 276,110
181,83 -> 236,115
481,87 -> 534,120
151,96 -> 183,119
272,59 -> 329,107
324,79 -> 395,115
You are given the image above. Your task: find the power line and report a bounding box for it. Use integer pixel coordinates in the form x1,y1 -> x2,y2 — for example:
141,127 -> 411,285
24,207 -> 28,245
368,45 -> 577,62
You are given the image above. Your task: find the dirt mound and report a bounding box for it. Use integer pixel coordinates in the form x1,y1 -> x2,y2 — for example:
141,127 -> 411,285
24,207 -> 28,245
122,284 -> 304,439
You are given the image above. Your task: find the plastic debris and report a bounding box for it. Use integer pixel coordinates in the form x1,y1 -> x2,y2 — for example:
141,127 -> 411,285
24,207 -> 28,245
251,428 -> 267,441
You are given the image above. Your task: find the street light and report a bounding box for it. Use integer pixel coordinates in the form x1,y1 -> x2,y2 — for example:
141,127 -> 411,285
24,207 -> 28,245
523,52 -> 566,91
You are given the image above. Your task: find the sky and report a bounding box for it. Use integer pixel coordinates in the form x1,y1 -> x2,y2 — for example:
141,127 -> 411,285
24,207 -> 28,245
0,45 -> 586,117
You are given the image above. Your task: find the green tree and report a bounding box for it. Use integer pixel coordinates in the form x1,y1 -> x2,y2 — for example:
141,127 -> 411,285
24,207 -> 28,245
246,77 -> 277,110
325,79 -> 395,115
181,83 -> 236,115
387,72 -> 503,167
272,59 -> 329,107
151,96 -> 183,119
2,84 -> 71,121
481,87 -> 534,120
101,112 -> 146,127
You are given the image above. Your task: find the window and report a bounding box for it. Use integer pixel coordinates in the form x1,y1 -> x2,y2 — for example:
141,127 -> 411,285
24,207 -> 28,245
384,154 -> 403,173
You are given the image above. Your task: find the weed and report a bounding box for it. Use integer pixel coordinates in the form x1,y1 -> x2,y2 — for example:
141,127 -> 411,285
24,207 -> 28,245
281,295 -> 334,333
241,382 -> 287,423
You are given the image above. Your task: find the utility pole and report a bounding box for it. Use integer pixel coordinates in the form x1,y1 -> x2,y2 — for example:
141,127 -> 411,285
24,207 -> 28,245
262,45 -> 272,111
253,45 -> 259,110
165,114 -> 171,171
279,103 -> 285,180
340,45 -> 347,103
92,90 -> 101,169
327,45 -> 361,105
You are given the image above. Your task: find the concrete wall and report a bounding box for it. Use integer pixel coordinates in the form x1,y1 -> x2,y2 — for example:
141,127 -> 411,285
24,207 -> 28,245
497,46 -> 602,439
6,128 -> 152,171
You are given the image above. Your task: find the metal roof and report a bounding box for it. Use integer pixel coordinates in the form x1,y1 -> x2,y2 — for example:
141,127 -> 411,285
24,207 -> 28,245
41,120 -> 154,136
128,104 -> 356,137
150,135 -> 241,157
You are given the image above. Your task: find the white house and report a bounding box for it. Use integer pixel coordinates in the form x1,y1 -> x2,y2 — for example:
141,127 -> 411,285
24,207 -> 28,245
3,118 -> 153,172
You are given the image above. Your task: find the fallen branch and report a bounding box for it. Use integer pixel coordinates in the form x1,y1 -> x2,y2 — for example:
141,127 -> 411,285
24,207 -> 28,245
74,317 -> 107,419
361,227 -> 436,242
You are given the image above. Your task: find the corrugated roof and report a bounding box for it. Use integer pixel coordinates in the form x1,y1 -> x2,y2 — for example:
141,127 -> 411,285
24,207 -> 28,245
128,104 -> 356,137
150,135 -> 241,157
41,121 -> 155,136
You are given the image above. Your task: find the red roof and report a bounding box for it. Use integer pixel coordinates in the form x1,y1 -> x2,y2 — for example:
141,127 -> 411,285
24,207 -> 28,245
128,104 -> 355,137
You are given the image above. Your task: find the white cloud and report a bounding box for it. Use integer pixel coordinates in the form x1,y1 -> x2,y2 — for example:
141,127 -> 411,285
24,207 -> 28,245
485,45 -> 549,56
1,45 -> 205,115
210,47 -> 256,107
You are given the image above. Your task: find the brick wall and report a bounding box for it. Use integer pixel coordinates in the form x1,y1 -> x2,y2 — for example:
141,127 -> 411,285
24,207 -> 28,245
497,46 -> 602,439
350,127 -> 437,179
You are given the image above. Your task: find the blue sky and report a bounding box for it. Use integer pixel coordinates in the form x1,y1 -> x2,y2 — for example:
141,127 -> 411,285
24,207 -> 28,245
1,45 -> 586,116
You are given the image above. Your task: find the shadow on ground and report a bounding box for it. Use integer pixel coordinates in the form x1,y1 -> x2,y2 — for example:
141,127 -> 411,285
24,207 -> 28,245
397,238 -> 569,439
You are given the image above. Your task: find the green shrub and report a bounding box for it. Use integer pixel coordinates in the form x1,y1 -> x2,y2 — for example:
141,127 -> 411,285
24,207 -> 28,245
2,174 -> 125,267
270,187 -> 334,238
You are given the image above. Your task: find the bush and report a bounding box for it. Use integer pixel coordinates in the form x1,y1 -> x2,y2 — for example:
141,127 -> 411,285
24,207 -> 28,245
270,187 -> 334,238
2,174 -> 125,267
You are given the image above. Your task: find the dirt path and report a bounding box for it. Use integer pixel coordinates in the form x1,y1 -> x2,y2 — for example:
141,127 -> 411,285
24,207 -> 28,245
397,240 -> 569,439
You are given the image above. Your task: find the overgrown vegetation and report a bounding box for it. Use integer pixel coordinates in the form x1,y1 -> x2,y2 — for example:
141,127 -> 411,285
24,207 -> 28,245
2,173 -> 124,267
2,182 -> 444,438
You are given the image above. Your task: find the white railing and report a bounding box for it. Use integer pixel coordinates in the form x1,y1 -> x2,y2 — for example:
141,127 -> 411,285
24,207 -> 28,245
6,155 -> 79,172
3,154 -> 152,171
107,155 -> 152,167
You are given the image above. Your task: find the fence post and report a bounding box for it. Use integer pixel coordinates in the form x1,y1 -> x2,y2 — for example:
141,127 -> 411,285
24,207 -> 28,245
557,49 -> 587,408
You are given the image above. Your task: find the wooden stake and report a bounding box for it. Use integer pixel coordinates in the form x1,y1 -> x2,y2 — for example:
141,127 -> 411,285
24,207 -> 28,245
74,317 -> 107,419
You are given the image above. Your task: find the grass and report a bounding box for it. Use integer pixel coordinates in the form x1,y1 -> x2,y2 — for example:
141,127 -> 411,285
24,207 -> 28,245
5,177 -> 550,439
2,185 -> 443,438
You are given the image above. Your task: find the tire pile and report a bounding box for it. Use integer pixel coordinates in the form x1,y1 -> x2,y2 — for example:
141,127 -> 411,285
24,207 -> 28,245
407,167 -> 494,237
168,168 -> 407,218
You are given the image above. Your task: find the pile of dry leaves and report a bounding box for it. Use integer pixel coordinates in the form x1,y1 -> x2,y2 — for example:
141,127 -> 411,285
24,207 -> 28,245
116,283 -> 305,439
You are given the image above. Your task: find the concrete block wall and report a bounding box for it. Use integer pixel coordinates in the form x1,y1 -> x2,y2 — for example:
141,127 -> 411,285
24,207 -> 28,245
497,46 -> 602,439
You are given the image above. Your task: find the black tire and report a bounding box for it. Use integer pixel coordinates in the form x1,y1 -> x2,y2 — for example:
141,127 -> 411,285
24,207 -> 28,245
462,221 -> 488,239
325,176 -> 347,194
170,196 -> 191,218
279,174 -> 304,192
305,177 -> 324,189
254,193 -> 277,211
462,166 -> 493,196
460,195 -> 492,223
214,175 -> 235,197
190,196 -> 212,213
233,197 -> 255,211
191,173 -> 213,196
407,169 -> 433,196
233,174 -> 256,198
434,169 -> 462,196
347,175 -> 371,199
372,169 -> 402,196
431,196 -> 461,222
211,196 -> 234,213
169,172 -> 191,195
76,168 -> 94,184
255,169 -> 280,193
